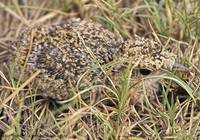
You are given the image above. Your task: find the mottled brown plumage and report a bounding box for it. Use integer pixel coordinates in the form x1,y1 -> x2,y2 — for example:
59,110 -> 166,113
12,19 -> 178,102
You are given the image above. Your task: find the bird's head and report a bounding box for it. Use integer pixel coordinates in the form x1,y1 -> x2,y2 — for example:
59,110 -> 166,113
121,36 -> 189,104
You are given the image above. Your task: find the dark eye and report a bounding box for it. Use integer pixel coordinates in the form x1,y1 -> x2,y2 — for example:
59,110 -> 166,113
139,69 -> 152,75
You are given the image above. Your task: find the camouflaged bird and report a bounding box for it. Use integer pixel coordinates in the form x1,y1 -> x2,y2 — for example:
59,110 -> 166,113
12,19 -> 188,102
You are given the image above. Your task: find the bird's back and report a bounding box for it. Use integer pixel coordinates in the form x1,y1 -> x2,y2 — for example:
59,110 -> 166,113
13,19 -> 124,100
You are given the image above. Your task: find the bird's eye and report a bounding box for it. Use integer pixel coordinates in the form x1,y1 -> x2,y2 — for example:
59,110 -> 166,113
139,69 -> 152,75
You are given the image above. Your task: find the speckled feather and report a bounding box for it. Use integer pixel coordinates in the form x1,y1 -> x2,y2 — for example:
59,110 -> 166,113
13,19 -> 176,101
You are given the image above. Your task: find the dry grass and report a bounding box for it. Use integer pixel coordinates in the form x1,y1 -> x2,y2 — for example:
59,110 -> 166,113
0,0 -> 200,139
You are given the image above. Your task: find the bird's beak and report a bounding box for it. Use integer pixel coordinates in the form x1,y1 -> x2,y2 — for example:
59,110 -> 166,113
172,63 -> 190,72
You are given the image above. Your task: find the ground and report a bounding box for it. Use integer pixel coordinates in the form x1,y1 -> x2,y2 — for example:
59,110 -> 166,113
0,0 -> 199,139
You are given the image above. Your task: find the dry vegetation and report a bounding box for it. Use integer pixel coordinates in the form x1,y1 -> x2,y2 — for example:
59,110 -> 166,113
0,0 -> 200,139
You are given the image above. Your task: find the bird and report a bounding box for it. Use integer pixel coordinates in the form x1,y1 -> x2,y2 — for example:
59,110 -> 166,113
11,18 -> 188,103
